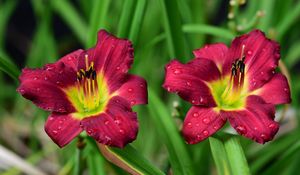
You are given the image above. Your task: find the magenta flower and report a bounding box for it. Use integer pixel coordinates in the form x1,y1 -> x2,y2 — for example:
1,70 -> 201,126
163,30 -> 291,144
17,30 -> 147,148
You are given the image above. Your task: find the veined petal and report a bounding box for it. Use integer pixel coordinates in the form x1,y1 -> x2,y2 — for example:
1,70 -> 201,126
224,95 -> 279,144
17,50 -> 84,112
254,73 -> 291,105
228,30 -> 280,91
117,75 -> 148,106
45,113 -> 83,147
182,107 -> 226,144
193,43 -> 229,73
163,59 -> 219,106
81,96 -> 138,148
78,30 -> 134,93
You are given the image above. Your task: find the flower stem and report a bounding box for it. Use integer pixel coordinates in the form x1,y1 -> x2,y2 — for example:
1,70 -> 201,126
73,136 -> 86,175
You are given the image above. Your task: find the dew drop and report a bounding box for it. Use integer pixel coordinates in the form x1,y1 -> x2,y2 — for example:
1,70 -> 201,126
128,88 -> 133,92
44,77 -> 48,81
116,66 -> 120,70
67,57 -> 72,61
261,133 -> 267,139
104,120 -> 109,125
130,100 -> 136,105
195,123 -> 200,127
105,136 -> 112,142
204,45 -> 209,49
167,86 -> 172,92
260,71 -> 264,75
36,88 -> 40,92
18,89 -> 25,94
254,127 -> 258,131
200,97 -> 204,103
202,118 -> 210,124
119,129 -> 125,134
284,88 -> 288,92
87,129 -> 93,134
193,112 -> 199,117
187,122 -> 192,127
186,81 -> 191,86
56,81 -> 61,85
33,77 -> 38,80
268,123 -> 276,129
49,117 -> 54,121
247,50 -> 253,55
191,100 -> 196,104
140,83 -> 144,88
173,69 -> 181,74
202,130 -> 209,136
52,130 -> 58,135
236,125 -> 247,134
213,125 -> 218,130
58,126 -> 62,130
114,119 -> 121,125
59,120 -> 63,124
196,134 -> 201,139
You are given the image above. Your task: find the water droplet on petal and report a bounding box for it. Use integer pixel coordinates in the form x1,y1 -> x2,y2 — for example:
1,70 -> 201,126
261,133 -> 267,139
247,50 -> 253,56
200,97 -> 204,103
44,77 -> 48,81
104,120 -> 109,125
56,81 -> 61,85
105,136 -> 112,142
254,127 -> 258,131
119,129 -> 125,134
196,134 -> 201,139
187,122 -> 192,128
140,83 -> 144,88
67,57 -> 72,61
19,89 -> 25,94
49,117 -> 54,121
130,100 -> 136,105
173,69 -> 181,74
213,125 -> 218,130
167,86 -> 172,92
36,88 -> 40,92
114,119 -> 121,125
202,130 -> 209,136
236,125 -> 247,134
202,118 -> 210,124
116,66 -> 120,70
186,81 -> 191,86
191,100 -> 196,104
128,88 -> 133,92
59,120 -> 63,124
33,77 -> 38,80
58,126 -> 62,130
284,88 -> 288,92
52,130 -> 58,135
195,123 -> 200,127
87,129 -> 92,134
260,71 -> 264,75
193,112 -> 199,117
268,123 -> 276,129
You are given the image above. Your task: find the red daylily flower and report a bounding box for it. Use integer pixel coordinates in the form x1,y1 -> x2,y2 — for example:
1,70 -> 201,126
163,30 -> 291,144
17,30 -> 148,148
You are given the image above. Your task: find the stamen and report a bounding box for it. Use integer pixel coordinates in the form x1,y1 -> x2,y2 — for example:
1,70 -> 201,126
75,54 -> 99,112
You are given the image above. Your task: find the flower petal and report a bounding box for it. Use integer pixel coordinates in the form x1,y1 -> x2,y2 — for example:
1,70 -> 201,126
193,43 -> 229,73
81,96 -> 138,148
224,95 -> 279,144
163,59 -> 219,106
228,30 -> 280,91
117,75 -> 148,106
182,106 -> 226,144
17,70 -> 76,113
44,113 -> 82,147
255,73 -> 291,105
78,30 -> 134,93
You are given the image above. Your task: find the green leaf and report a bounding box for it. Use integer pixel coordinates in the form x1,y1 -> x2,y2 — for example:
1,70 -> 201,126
158,0 -> 189,61
118,0 -> 137,38
0,53 -> 20,81
182,24 -> 235,40
51,0 -> 87,44
99,143 -> 164,175
209,137 -> 232,175
224,136 -> 250,175
276,1 -> 300,41
148,88 -> 195,175
86,0 -> 110,48
128,0 -> 147,44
